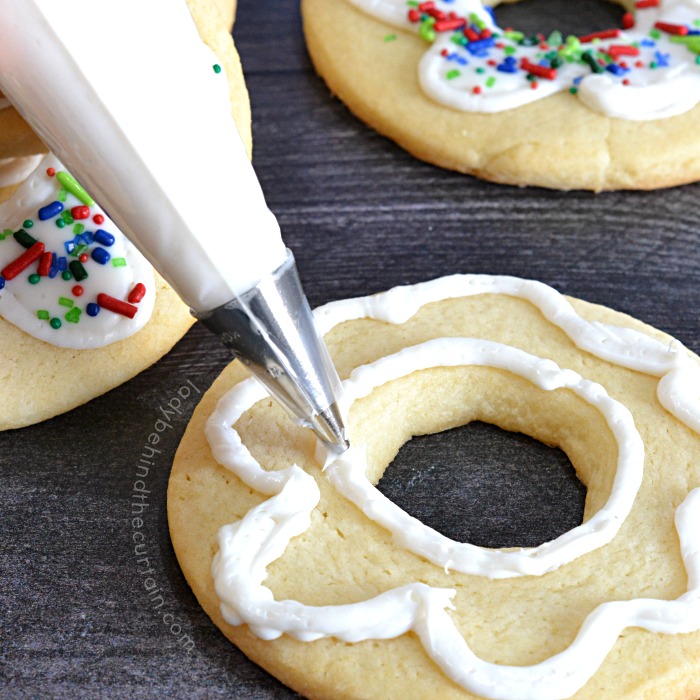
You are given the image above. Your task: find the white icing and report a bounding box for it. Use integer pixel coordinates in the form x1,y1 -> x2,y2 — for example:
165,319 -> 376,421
0,0 -> 287,312
345,0 -> 700,120
0,154 -> 155,349
0,154 -> 44,188
208,274 -> 700,700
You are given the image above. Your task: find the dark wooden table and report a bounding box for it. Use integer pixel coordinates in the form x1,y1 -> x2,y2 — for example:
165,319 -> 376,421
2,0 -> 699,697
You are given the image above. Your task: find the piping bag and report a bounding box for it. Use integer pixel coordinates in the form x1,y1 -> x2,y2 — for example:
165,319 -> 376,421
0,0 -> 349,452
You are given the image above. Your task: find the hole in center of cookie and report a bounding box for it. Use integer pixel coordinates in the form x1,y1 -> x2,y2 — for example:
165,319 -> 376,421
491,0 -> 626,38
376,421 -> 586,549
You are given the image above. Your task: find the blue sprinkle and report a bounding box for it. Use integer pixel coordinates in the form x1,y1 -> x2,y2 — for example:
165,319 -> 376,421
573,76 -> 584,85
86,302 -> 100,317
80,232 -> 94,245
48,253 -> 59,279
64,241 -> 76,254
94,229 -> 115,247
497,62 -> 518,73
38,201 -> 64,221
606,63 -> 629,76
641,38 -> 656,47
91,247 -> 111,265
484,6 -> 496,21
689,29 -> 700,36
57,256 -> 68,272
654,51 -> 670,67
0,276 -> 5,290
504,56 -> 517,65
466,37 -> 495,53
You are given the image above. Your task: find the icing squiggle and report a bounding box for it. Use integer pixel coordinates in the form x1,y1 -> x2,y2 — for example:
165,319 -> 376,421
344,0 -> 700,120
208,274 -> 700,700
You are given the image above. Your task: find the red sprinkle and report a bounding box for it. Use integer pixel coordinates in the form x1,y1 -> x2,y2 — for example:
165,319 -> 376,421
635,60 -> 645,68
622,12 -> 635,29
464,27 -> 480,42
579,29 -> 620,43
434,18 -> 466,31
97,293 -> 138,319
480,28 -> 492,39
79,253 -> 88,263
92,214 -> 105,225
418,1 -> 434,10
608,44 -> 640,58
407,8 -> 421,22
623,79 -> 630,85
520,58 -> 557,80
37,251 -> 52,276
72,285 -> 84,297
71,205 -> 90,220
2,242 -> 44,280
636,0 -> 659,7
127,282 -> 147,304
654,21 -> 689,35
530,81 -> 539,90
472,86 -> 482,94
46,167 -> 56,177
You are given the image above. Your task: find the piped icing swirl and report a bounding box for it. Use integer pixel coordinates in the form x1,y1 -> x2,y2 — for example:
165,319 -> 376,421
344,0 -> 700,120
0,154 -> 154,349
207,274 -> 700,700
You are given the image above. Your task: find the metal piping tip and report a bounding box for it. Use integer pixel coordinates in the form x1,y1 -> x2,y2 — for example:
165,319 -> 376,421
197,250 -> 350,453
307,401 -> 349,453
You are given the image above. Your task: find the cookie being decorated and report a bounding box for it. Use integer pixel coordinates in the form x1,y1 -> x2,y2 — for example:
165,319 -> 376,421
302,0 -> 700,190
169,274 -> 700,700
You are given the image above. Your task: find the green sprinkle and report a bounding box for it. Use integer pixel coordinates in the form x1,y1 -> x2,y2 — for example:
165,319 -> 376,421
112,257 -> 127,268
23,219 -> 33,229
64,307 -> 82,324
69,260 -> 88,282
37,310 -> 50,320
504,30 -> 524,42
406,0 -> 419,6
650,28 -> 661,39
56,171 -> 95,206
3,228 -> 12,236
384,33 -> 397,42
58,296 -> 74,308
419,18 -> 436,43
694,18 -> 700,27
61,270 -> 72,281
50,318 -> 62,330
547,30 -> 563,47
469,12 -> 486,30
61,210 -> 74,225
213,64 -> 222,74
58,188 -> 68,203
72,244 -> 88,257
73,223 -> 85,234
446,69 -> 461,80
696,55 -> 700,64
55,219 -> 66,229
28,273 -> 40,285
569,86 -> 578,94
485,76 -> 496,88
504,45 -> 516,56
650,61 -> 658,69
476,66 -> 485,74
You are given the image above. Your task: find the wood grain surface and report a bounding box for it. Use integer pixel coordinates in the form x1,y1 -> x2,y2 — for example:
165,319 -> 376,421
2,0 -> 699,698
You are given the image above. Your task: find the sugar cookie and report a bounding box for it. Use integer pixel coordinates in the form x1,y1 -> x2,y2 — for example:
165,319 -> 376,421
302,0 -> 700,190
170,274 -> 700,700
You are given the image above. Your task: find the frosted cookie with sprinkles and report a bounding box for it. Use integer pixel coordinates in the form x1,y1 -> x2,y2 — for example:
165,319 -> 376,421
0,0 -> 252,430
303,0 -> 700,190
169,273 -> 700,700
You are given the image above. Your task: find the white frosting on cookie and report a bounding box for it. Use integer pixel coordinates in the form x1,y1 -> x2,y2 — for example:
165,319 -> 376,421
0,154 -> 44,188
344,0 -> 700,120
0,154 -> 154,348
207,274 -> 700,700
